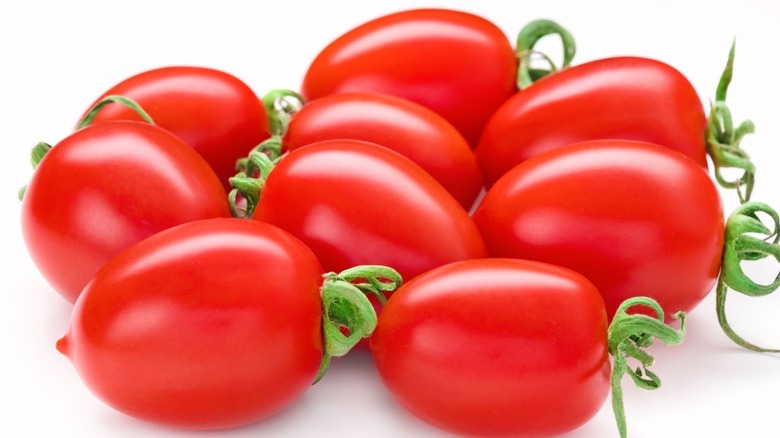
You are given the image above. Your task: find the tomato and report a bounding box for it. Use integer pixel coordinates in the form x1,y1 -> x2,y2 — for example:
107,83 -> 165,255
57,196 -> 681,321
82,66 -> 269,191
301,8 -> 517,147
475,57 -> 708,187
370,258 -> 609,437
251,139 -> 487,283
56,218 -> 324,429
473,139 -> 724,320
284,92 -> 483,209
21,121 -> 230,303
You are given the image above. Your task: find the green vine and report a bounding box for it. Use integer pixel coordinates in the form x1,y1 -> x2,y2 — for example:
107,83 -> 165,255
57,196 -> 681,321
716,202 -> 780,352
315,266 -> 403,383
262,88 -> 304,138
608,297 -> 686,438
515,19 -> 576,90
706,40 -> 756,204
76,95 -> 155,130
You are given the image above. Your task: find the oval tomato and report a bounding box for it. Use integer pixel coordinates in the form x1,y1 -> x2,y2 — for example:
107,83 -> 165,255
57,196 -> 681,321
284,92 -> 483,210
475,57 -> 708,187
57,218 -> 324,429
301,8 -> 517,147
252,139 -> 487,282
82,66 -> 269,191
21,121 -> 230,303
371,258 -> 609,437
473,139 -> 723,320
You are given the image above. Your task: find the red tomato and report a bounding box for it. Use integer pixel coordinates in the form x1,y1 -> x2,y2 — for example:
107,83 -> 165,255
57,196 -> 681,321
21,121 -> 230,303
56,218 -> 324,429
301,9 -> 517,147
284,92 -> 483,209
473,140 -> 724,320
252,139 -> 487,282
371,258 -> 609,437
82,66 -> 269,191
476,57 -> 708,187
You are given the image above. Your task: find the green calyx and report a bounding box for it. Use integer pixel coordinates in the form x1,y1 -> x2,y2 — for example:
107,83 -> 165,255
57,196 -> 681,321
77,95 -> 155,130
315,266 -> 403,383
516,19 -> 576,90
716,201 -> 780,352
706,40 -> 756,204
608,297 -> 686,438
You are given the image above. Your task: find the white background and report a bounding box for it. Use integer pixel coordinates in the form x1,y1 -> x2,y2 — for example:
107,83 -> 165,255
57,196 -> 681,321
3,1 -> 780,437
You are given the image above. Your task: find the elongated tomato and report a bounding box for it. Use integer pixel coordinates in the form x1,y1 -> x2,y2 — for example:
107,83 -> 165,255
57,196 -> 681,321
371,258 -> 609,437
82,67 -> 269,190
476,57 -> 708,187
284,92 -> 483,209
253,139 -> 487,282
301,9 -> 517,147
473,139 -> 723,319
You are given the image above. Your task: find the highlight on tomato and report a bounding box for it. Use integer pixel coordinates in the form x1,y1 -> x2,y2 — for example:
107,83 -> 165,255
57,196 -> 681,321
300,8 -> 518,147
20,112 -> 231,303
472,139 -> 724,321
57,218 -> 401,429
282,91 -> 484,210
80,66 -> 270,191
370,258 -> 686,438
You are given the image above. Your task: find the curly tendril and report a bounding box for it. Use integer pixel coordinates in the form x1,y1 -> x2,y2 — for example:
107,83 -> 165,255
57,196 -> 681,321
229,89 -> 305,219
262,88 -> 305,138
228,145 -> 277,218
608,297 -> 686,438
316,267 -> 403,383
717,202 -> 780,352
76,95 -> 155,130
706,40 -> 756,204
335,265 -> 404,306
515,19 -> 576,90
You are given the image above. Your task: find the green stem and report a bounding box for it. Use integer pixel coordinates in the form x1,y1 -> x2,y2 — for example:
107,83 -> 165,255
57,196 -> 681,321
705,40 -> 756,204
337,265 -> 403,306
76,95 -> 155,130
262,89 -> 305,137
716,201 -> 780,352
315,266 -> 403,383
608,297 -> 686,438
228,149 -> 277,219
516,19 -> 576,90
18,142 -> 53,201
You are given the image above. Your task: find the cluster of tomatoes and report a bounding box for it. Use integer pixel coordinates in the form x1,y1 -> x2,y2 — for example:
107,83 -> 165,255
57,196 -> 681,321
19,8 -> 778,438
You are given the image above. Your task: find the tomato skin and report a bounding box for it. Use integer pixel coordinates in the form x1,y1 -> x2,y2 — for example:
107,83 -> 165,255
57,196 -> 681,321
83,66 -> 269,191
253,139 -> 487,282
473,140 -> 724,320
301,9 -> 517,147
476,57 -> 708,187
284,92 -> 483,210
371,258 -> 609,437
21,121 -> 230,303
56,218 -> 324,430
